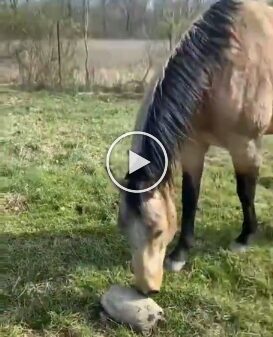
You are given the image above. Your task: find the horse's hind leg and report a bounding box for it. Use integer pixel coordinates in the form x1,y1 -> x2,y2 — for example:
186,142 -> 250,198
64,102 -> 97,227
165,141 -> 208,272
229,137 -> 262,251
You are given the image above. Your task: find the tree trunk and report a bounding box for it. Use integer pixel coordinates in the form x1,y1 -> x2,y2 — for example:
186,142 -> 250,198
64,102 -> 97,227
83,0 -> 90,89
10,0 -> 18,12
102,0 -> 107,36
57,21 -> 62,89
67,0 -> 72,18
168,33 -> 172,52
126,11 -> 130,34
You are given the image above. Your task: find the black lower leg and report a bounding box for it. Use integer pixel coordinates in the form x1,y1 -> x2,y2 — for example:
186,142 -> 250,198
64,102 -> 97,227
235,170 -> 259,245
169,171 -> 202,261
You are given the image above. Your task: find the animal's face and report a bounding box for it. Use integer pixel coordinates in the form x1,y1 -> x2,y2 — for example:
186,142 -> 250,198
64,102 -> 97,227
118,185 -> 177,294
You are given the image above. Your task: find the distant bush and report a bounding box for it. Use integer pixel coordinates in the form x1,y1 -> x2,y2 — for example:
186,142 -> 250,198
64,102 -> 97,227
0,5 -> 80,41
13,32 -> 78,90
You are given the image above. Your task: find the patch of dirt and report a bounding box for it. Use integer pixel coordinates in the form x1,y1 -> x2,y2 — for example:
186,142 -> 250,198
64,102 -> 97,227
0,193 -> 28,214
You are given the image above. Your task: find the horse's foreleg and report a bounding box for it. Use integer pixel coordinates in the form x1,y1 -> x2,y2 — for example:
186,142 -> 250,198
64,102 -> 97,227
165,141 -> 208,272
230,138 -> 262,252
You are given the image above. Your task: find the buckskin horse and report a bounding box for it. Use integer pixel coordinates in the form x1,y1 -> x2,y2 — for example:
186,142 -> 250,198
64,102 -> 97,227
117,0 -> 273,295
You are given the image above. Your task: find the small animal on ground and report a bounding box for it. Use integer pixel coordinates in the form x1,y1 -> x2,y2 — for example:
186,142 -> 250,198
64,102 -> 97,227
101,285 -> 164,334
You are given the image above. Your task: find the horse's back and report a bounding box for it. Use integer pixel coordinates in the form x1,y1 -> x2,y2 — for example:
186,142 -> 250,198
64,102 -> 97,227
198,0 -> 273,146
234,0 -> 273,136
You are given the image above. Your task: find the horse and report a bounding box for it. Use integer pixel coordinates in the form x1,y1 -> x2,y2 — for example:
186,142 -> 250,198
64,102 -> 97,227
117,0 -> 273,295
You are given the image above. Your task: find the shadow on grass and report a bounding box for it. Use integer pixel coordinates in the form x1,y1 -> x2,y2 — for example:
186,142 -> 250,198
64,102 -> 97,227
194,219 -> 273,254
259,176 -> 273,190
2,226 -> 131,330
3,217 -> 273,331
168,208 -> 273,260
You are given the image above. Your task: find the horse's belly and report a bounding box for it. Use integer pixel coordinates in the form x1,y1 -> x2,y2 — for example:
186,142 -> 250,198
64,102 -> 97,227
266,118 -> 273,135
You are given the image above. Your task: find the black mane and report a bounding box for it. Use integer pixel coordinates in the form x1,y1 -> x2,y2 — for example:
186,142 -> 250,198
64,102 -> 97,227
126,0 -> 241,207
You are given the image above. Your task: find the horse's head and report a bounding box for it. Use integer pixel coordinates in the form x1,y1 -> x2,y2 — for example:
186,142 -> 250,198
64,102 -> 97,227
118,182 -> 177,294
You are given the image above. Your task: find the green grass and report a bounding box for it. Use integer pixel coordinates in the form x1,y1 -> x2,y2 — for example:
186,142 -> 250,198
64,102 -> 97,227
1,89 -> 273,337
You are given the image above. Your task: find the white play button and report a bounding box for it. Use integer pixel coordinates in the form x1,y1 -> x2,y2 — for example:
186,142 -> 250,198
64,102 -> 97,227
129,150 -> 150,174
106,131 -> 168,193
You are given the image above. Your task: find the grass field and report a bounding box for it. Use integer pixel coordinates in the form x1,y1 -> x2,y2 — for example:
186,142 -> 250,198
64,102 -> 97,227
1,89 -> 273,337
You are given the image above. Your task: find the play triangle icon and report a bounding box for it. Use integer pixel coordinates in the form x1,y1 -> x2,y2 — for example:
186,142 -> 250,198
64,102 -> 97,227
129,150 -> 150,174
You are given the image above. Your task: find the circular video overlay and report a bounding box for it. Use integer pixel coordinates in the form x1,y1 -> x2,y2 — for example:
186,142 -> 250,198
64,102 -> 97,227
106,131 -> 168,193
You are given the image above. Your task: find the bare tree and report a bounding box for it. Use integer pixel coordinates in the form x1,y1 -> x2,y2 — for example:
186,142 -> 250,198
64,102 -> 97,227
115,0 -> 137,35
62,0 -> 72,18
158,0 -> 205,51
101,0 -> 108,36
116,0 -> 132,34
162,9 -> 176,51
9,0 -> 18,11
57,21 -> 62,88
113,0 -> 149,36
67,0 -> 72,18
83,0 -> 90,89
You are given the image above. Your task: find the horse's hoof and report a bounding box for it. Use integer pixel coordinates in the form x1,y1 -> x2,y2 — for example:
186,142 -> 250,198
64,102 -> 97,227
165,251 -> 187,273
230,233 -> 257,252
164,256 -> 186,272
229,241 -> 250,253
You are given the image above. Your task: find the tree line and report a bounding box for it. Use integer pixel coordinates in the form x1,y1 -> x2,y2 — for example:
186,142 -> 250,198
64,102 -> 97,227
0,0 -> 214,90
0,0 -> 211,42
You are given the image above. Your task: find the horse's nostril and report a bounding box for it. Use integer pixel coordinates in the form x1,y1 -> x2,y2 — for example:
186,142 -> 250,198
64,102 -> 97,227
149,290 -> 159,295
